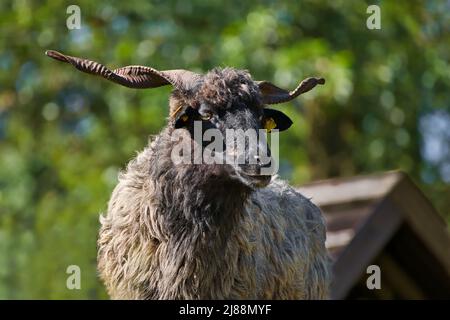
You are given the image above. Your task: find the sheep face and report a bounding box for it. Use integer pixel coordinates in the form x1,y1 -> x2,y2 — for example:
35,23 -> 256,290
44,50 -> 325,187
168,68 -> 293,188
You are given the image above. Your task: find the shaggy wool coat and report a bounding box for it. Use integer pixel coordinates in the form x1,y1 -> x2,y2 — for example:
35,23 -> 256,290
97,128 -> 331,299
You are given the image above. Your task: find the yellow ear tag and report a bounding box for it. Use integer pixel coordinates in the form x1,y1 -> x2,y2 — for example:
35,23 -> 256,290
181,115 -> 189,122
264,117 -> 277,132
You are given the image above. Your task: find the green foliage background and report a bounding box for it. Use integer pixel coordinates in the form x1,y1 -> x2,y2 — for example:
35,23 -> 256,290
0,0 -> 448,299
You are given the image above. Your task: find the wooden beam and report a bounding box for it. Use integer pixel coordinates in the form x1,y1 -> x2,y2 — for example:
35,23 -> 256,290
297,171 -> 401,207
326,228 -> 354,250
389,175 -> 450,278
330,197 -> 403,299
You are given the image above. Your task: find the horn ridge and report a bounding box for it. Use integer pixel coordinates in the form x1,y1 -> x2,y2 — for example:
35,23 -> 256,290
258,76 -> 325,105
44,50 -> 200,90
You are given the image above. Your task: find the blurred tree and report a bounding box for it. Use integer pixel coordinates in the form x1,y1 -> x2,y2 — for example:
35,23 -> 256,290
0,0 -> 448,299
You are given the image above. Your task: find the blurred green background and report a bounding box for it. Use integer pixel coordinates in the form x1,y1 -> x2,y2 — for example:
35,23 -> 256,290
0,0 -> 449,299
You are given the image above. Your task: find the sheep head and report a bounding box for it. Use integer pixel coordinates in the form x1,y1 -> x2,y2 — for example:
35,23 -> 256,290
45,50 -> 324,188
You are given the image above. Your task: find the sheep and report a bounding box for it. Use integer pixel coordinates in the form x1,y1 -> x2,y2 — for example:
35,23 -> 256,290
45,50 -> 331,300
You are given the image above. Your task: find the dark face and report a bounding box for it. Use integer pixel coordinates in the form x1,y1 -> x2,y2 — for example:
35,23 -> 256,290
44,51 -> 324,187
170,68 -> 293,188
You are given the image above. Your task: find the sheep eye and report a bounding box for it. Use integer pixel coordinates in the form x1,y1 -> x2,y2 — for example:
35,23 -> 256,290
200,113 -> 212,121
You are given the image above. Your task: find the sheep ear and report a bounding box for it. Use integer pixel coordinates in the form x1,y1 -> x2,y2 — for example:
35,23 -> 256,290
174,106 -> 197,129
257,77 -> 325,105
263,109 -> 293,132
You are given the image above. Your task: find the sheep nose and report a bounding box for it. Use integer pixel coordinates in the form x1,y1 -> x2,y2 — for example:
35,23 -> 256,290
253,151 -> 272,166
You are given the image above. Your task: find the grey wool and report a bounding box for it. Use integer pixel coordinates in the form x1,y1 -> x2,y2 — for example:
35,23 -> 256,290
96,68 -> 331,300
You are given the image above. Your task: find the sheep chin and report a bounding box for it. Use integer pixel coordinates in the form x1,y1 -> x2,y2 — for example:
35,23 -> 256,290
234,170 -> 272,189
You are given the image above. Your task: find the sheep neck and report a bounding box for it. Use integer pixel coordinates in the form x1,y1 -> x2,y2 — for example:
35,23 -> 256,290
156,164 -> 250,243
149,140 -> 252,298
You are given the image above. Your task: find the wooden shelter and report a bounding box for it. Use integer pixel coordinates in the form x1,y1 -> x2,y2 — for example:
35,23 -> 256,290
297,171 -> 450,299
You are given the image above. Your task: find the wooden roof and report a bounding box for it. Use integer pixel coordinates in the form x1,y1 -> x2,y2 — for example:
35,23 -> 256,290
297,171 -> 450,299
